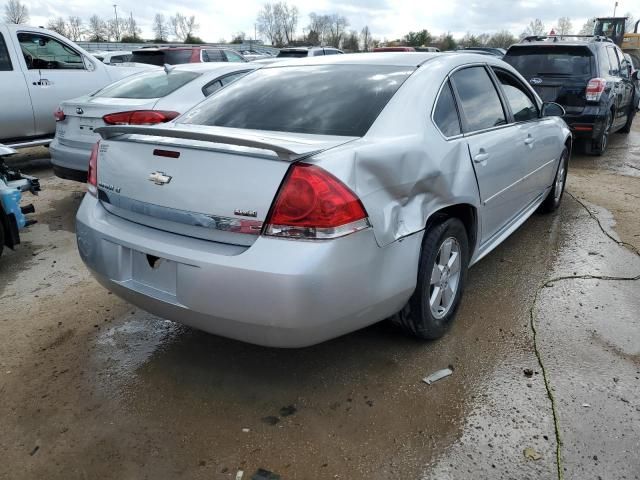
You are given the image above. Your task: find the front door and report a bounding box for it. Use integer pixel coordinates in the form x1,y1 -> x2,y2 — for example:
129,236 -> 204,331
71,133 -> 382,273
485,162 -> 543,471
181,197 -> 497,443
0,31 -> 34,141
450,66 -> 529,243
16,31 -> 107,138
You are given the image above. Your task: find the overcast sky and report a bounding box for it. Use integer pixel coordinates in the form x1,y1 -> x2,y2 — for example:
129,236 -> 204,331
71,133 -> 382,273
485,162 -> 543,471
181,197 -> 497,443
23,0 -> 635,42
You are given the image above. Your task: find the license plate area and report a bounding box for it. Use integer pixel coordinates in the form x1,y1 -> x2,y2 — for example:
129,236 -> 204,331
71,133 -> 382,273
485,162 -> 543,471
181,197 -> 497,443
131,250 -> 177,295
78,118 -> 102,136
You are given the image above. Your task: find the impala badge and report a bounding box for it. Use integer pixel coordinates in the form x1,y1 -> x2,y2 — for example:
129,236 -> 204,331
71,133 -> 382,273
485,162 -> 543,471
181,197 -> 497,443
149,171 -> 172,185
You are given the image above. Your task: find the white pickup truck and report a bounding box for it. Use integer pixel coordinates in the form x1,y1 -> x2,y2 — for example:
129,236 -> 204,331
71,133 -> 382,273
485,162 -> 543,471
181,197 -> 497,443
0,24 -> 145,148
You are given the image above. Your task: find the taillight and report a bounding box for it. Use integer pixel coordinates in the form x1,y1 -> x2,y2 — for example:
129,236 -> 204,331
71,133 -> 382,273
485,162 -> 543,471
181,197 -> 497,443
102,110 -> 179,125
586,78 -> 606,102
264,163 -> 370,240
87,141 -> 99,195
54,107 -> 66,122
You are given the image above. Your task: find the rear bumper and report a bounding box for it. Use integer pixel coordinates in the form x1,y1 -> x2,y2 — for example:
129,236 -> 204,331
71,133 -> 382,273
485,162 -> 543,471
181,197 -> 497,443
76,195 -> 421,347
562,106 -> 608,140
50,137 -> 92,179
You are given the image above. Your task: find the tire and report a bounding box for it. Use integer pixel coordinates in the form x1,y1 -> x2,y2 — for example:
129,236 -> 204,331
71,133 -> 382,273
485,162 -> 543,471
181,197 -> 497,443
539,147 -> 569,213
393,217 -> 469,340
590,111 -> 612,156
618,104 -> 636,134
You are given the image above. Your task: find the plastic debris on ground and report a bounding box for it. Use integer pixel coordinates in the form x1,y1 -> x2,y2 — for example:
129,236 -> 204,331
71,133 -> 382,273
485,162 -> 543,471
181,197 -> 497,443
235,470 -> 244,480
423,367 -> 454,385
523,447 -> 542,461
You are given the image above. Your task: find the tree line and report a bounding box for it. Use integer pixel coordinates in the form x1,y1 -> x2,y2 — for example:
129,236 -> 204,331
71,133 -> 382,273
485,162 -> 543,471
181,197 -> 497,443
2,0 -> 201,43
3,0 -> 636,49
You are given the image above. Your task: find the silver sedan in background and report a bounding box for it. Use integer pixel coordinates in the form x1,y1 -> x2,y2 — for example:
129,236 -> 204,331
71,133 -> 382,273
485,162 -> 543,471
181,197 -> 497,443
50,62 -> 258,181
76,53 -> 571,347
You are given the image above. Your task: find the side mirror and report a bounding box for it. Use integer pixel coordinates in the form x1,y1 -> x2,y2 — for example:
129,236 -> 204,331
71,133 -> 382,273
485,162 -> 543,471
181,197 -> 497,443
541,102 -> 565,117
632,70 -> 639,81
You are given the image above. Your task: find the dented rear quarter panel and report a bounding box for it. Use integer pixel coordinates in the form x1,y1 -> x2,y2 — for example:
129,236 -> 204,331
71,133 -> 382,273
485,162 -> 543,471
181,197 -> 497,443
310,56 -> 481,249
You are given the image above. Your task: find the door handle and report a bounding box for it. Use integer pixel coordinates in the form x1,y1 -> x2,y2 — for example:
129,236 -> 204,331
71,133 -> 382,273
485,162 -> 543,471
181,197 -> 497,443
32,79 -> 53,86
473,150 -> 489,163
524,135 -> 535,146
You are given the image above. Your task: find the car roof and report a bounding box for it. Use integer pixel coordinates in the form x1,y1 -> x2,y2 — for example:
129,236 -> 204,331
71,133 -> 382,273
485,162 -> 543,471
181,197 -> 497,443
267,51 -> 513,68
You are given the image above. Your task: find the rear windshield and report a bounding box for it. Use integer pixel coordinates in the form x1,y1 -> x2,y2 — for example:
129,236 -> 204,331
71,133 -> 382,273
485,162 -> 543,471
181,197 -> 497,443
504,46 -> 593,77
93,70 -> 201,99
276,50 -> 308,58
180,65 -> 413,136
130,50 -> 193,65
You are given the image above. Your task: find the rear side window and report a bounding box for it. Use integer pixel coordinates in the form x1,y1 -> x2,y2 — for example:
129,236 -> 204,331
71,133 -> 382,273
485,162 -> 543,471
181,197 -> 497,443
433,82 -> 461,137
0,33 -> 12,71
203,50 -> 225,62
504,46 -> 593,78
606,48 -> 620,75
493,69 -> 538,122
451,67 -> 506,132
130,50 -> 193,65
181,65 -> 413,137
94,70 -> 200,99
202,71 -> 250,96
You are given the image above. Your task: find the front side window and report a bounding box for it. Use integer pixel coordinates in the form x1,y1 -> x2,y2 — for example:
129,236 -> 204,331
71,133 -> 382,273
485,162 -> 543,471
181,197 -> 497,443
204,50 -> 225,62
433,81 -> 461,137
93,70 -> 200,99
451,67 -> 506,132
181,65 -> 414,137
224,50 -> 245,62
0,33 -> 12,71
493,69 -> 538,122
18,33 -> 84,69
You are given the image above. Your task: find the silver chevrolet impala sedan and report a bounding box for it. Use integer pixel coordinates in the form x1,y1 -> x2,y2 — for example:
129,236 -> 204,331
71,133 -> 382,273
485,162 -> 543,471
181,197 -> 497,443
76,53 -> 571,347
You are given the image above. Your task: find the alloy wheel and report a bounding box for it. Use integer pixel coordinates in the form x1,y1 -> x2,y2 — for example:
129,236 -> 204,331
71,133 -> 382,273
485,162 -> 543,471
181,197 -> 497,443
429,237 -> 461,319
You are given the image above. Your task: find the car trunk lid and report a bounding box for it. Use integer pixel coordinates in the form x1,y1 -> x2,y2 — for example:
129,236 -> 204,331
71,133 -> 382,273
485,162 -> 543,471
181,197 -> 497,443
94,124 -> 358,246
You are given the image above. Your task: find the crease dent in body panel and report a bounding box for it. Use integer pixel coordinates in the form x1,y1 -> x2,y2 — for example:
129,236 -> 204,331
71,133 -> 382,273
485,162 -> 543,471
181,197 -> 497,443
354,139 -> 478,246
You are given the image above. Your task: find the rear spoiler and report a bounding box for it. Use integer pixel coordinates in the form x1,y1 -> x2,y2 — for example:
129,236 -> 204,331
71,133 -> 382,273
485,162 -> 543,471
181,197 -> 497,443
95,125 -> 303,160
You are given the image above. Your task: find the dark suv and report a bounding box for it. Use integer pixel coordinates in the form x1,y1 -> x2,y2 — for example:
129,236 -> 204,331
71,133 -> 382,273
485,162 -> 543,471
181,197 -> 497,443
504,36 -> 637,155
130,46 -> 248,66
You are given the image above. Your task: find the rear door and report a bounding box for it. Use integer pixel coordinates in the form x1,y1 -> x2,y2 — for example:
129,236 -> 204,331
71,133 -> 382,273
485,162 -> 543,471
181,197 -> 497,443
450,65 -> 528,243
612,47 -> 634,124
0,28 -> 35,141
504,45 -> 594,115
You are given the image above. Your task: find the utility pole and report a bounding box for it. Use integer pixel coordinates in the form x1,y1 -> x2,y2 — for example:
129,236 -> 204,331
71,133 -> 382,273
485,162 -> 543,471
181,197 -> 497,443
113,4 -> 119,42
613,1 -> 618,16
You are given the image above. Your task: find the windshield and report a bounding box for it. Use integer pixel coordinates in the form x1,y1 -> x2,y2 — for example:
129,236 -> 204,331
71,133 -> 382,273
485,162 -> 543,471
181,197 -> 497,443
130,50 -> 193,65
93,70 -> 201,99
504,46 -> 593,77
180,65 -> 414,136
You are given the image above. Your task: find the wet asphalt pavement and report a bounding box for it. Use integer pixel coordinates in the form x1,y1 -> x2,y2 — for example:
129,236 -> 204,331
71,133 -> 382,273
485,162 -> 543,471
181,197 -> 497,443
1,125 -> 639,480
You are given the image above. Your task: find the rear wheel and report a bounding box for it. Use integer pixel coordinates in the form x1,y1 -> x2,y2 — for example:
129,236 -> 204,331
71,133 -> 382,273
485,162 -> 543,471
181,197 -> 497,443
540,147 -> 568,213
619,104 -> 636,134
589,111 -> 612,156
394,218 -> 469,340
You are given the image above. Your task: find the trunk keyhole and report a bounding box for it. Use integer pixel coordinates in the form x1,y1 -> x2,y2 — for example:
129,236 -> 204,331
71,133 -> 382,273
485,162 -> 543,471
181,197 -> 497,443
146,254 -> 161,269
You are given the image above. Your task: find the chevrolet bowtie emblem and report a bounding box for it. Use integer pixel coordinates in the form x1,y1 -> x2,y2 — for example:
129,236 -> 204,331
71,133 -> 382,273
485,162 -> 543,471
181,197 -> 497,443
148,171 -> 172,185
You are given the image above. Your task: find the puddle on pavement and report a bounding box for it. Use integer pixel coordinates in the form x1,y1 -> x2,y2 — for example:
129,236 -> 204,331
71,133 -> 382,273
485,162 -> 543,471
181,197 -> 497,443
78,202 -> 573,478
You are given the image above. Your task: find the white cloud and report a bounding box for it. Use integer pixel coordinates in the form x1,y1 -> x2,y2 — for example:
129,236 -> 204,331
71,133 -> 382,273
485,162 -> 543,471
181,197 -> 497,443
22,0 -> 634,42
